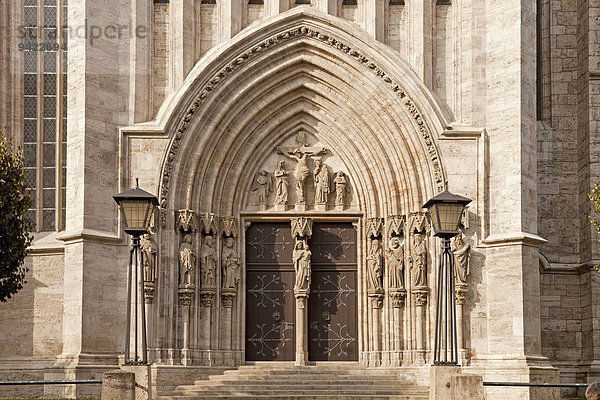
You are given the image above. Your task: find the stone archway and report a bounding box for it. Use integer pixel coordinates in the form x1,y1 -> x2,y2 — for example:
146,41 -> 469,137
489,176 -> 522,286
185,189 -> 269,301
149,6 -> 450,367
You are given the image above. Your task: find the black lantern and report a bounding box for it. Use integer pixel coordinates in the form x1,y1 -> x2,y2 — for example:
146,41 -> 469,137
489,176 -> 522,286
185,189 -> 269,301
423,189 -> 471,365
113,179 -> 158,237
113,179 -> 158,365
423,190 -> 471,238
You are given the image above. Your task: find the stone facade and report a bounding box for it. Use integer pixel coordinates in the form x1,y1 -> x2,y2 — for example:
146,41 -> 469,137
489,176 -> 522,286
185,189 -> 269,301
0,0 -> 598,399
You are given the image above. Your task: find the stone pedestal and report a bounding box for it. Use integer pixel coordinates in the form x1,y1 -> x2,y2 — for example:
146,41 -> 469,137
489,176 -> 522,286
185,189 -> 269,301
314,203 -> 327,212
455,284 -> 468,354
121,364 -> 153,400
221,289 -> 236,352
334,205 -> 344,212
273,204 -> 287,211
429,365 -> 461,400
199,289 -> 216,352
295,291 -> 309,366
390,288 -> 406,365
295,203 -> 307,212
102,370 -> 135,400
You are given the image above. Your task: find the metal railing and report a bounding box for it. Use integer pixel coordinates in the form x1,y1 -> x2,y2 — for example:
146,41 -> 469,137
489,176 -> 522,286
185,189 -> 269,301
0,380 -> 102,386
484,381 -> 588,388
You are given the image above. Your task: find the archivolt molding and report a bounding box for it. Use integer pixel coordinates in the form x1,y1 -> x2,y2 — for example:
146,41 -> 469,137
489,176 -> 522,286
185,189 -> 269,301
159,24 -> 446,226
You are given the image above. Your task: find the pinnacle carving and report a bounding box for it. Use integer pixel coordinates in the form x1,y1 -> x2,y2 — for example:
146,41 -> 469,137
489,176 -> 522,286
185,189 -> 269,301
177,209 -> 197,232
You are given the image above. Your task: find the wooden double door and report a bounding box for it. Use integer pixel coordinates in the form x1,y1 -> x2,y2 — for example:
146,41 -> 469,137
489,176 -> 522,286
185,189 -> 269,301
245,222 -> 358,362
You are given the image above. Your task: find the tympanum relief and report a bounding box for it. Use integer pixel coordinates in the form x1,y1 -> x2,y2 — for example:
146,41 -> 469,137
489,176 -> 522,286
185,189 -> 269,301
246,133 -> 354,212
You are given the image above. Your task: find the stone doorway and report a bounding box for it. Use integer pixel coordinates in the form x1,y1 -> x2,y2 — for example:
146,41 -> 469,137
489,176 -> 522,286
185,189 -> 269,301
245,221 -> 358,362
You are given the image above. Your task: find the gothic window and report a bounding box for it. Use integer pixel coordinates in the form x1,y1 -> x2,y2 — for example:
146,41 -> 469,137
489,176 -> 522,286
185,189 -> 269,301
200,0 -> 218,55
387,0 -> 407,53
23,0 -> 68,232
295,0 -> 311,4
436,0 -> 451,4
389,0 -> 405,4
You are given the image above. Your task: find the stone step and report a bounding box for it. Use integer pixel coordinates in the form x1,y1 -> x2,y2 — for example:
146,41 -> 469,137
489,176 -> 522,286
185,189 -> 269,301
203,377 -> 409,385
166,388 -> 427,395
209,373 -> 411,381
222,369 -> 406,376
159,396 -> 428,400
176,384 -> 421,392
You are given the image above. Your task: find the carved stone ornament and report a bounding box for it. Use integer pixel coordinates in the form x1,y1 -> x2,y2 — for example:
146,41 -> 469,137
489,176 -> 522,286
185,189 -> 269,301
366,236 -> 383,291
366,217 -> 384,238
452,231 -> 471,286
252,170 -> 273,206
411,231 -> 428,287
455,284 -> 468,305
158,26 -> 445,226
221,216 -> 238,238
199,289 -> 215,307
179,233 -> 196,287
368,292 -> 384,309
222,236 -> 240,290
199,212 -> 219,235
293,239 -> 312,293
201,235 -> 217,289
291,217 -> 313,238
144,282 -> 155,304
334,171 -> 349,208
274,160 -> 289,205
177,209 -> 197,232
413,288 -> 429,306
389,288 -> 406,308
221,289 -> 236,308
313,158 -> 330,205
387,215 -> 406,238
408,211 -> 429,234
178,287 -> 194,306
141,234 -> 158,283
460,207 -> 469,230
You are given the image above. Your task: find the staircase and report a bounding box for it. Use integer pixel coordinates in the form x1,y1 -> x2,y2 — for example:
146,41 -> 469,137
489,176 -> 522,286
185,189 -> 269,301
158,363 -> 429,400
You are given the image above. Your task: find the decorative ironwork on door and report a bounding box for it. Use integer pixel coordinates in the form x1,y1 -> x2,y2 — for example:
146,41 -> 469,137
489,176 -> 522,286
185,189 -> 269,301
308,223 -> 358,361
246,223 -> 295,361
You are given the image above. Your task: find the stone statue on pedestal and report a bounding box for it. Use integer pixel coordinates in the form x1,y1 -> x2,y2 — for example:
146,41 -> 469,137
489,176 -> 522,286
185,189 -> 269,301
179,234 -> 195,286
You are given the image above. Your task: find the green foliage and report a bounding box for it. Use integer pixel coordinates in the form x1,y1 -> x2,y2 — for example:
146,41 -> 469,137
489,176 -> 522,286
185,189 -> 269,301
590,183 -> 600,271
0,132 -> 34,302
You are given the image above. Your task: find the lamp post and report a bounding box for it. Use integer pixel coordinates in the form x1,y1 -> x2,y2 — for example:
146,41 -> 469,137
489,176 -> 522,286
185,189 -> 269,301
423,189 -> 471,365
113,179 -> 158,365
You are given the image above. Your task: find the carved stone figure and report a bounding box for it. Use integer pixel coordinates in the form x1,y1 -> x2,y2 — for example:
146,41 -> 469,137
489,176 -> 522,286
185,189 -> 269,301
452,232 -> 471,285
367,238 -> 383,291
222,237 -> 240,289
313,158 -> 330,204
141,234 -> 157,283
334,171 -> 348,207
277,143 -> 326,204
252,170 -> 272,206
412,232 -> 427,287
387,236 -> 405,289
179,234 -> 195,286
201,235 -> 217,288
293,240 -> 312,292
274,160 -> 289,205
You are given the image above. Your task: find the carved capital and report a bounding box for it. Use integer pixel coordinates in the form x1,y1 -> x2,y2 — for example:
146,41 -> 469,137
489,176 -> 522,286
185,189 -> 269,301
366,217 -> 384,238
413,287 -> 429,306
144,282 -> 155,304
221,289 -> 237,308
221,216 -> 238,237
199,290 -> 215,307
368,289 -> 384,309
199,212 -> 219,235
389,288 -> 406,308
291,217 -> 313,238
178,287 -> 194,306
455,284 -> 468,305
176,209 -> 197,232
386,215 -> 406,238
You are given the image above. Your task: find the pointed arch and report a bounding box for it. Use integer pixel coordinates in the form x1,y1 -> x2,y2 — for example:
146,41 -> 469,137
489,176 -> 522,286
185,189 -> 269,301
153,6 -> 450,223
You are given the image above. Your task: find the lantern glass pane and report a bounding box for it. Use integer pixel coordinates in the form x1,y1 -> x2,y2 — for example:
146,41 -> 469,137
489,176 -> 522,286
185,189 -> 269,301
436,203 -> 463,232
122,200 -> 151,230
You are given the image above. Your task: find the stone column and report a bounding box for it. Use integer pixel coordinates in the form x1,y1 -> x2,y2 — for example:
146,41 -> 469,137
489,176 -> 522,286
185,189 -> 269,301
390,288 -> 406,366
295,291 -> 309,366
408,0 -> 433,88
265,0 -> 289,16
218,0 -> 244,42
169,0 -> 196,90
199,290 -> 215,352
291,217 -> 313,366
455,283 -> 468,355
221,290 -> 236,351
313,0 -> 338,16
178,288 -> 194,366
368,291 -> 383,366
361,0 -> 385,42
413,287 -> 428,364
143,283 -> 155,362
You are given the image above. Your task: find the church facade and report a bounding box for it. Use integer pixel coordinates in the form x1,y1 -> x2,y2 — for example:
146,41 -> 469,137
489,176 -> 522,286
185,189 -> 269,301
0,0 -> 599,399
